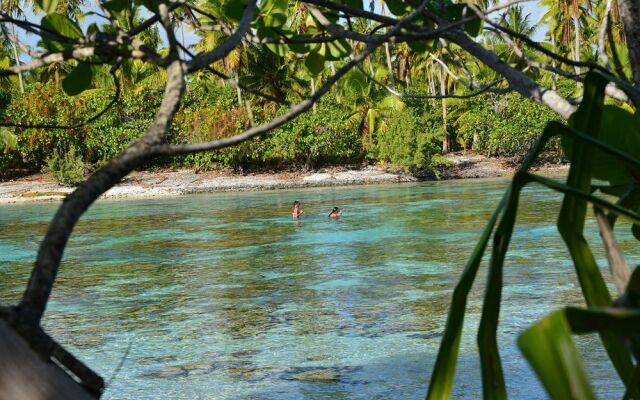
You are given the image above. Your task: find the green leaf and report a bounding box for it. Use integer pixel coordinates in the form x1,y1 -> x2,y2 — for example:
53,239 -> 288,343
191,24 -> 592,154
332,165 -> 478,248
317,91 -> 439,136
62,62 -> 93,96
289,39 -> 311,54
262,0 -> 287,14
134,0 -> 156,11
385,0 -> 411,16
35,0 -> 58,14
340,0 -> 362,9
260,0 -> 287,27
263,12 -> 287,26
464,8 -> 482,37
477,174 -> 527,400
558,71 -> 610,302
518,310 -> 596,400
426,195 -> 507,399
0,128 -> 17,153
587,106 -> 640,184
265,42 -> 289,57
446,4 -> 464,22
41,13 -> 83,51
408,39 -> 436,53
87,22 -> 100,36
305,49 -> 325,75
324,39 -> 351,61
557,71 -> 637,392
255,22 -> 290,56
223,0 -> 248,22
103,0 -> 130,26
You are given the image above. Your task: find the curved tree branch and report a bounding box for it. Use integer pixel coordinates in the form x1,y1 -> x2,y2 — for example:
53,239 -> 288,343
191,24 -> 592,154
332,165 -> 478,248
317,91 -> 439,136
444,29 -> 576,119
18,59 -> 186,323
186,0 -> 257,72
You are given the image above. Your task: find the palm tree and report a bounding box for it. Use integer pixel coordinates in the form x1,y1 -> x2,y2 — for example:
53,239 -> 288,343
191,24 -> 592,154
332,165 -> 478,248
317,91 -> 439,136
1,0 -> 26,93
539,0 -> 593,73
337,68 -> 405,158
375,0 -> 396,88
412,45 -> 460,153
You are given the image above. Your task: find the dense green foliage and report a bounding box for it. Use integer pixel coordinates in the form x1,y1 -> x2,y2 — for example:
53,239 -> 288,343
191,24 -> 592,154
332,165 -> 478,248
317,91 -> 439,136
453,92 -> 562,157
0,76 -> 567,183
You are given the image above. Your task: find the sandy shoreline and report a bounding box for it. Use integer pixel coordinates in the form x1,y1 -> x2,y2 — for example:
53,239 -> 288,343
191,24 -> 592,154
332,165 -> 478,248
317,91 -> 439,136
0,153 -> 568,204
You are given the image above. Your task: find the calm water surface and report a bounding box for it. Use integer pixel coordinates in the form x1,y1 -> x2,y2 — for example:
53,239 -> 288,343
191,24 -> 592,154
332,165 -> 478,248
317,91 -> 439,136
0,178 -> 634,399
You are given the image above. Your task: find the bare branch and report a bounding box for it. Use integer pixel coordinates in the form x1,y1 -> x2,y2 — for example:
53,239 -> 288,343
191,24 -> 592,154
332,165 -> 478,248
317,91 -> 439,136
444,29 -> 576,119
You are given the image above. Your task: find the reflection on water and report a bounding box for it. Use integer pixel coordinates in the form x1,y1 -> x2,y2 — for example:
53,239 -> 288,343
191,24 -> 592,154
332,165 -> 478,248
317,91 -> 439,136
0,178 -> 634,399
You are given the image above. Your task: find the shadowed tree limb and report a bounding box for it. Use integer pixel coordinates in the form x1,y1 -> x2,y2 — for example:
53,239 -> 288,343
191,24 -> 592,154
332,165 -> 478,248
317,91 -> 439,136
443,29 -> 576,119
618,0 -> 640,86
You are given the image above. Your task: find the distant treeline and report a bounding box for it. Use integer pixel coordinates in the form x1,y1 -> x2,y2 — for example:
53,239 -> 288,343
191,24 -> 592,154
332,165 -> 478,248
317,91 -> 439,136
0,76 -> 565,182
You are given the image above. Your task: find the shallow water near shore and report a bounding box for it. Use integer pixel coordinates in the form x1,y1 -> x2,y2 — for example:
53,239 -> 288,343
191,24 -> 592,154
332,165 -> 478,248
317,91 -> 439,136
0,178 -> 634,399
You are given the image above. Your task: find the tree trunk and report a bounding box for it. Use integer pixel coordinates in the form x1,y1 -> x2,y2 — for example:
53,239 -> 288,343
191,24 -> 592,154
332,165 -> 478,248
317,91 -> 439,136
10,24 -> 24,94
384,42 -> 396,88
245,101 -> 254,126
234,72 -> 243,105
618,0 -> 640,85
573,14 -> 581,75
439,51 -> 450,154
380,3 -> 395,88
180,23 -> 189,92
551,35 -> 558,90
311,78 -> 317,114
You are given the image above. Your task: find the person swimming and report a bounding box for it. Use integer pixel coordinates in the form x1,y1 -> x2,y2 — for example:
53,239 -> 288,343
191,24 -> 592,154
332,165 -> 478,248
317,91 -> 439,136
292,200 -> 304,219
328,207 -> 342,219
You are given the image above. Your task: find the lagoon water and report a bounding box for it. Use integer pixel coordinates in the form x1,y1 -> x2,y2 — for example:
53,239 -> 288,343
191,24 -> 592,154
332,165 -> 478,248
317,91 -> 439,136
0,178 -> 633,399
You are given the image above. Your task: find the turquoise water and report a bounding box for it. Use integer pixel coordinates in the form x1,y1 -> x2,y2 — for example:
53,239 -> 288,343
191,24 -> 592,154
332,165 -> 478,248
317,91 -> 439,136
0,178 -> 633,399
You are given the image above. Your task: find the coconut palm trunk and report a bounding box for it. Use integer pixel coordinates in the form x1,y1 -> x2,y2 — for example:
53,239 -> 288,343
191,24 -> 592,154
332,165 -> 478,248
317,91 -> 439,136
380,2 -> 396,88
384,43 -> 396,88
573,14 -> 581,75
439,49 -> 450,154
311,77 -> 317,114
551,35 -> 558,90
10,24 -> 24,94
234,71 -> 243,105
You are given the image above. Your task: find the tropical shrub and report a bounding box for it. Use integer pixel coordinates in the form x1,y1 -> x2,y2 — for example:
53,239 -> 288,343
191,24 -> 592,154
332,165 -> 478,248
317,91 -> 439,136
453,92 -> 561,158
375,108 -> 442,171
42,146 -> 85,186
